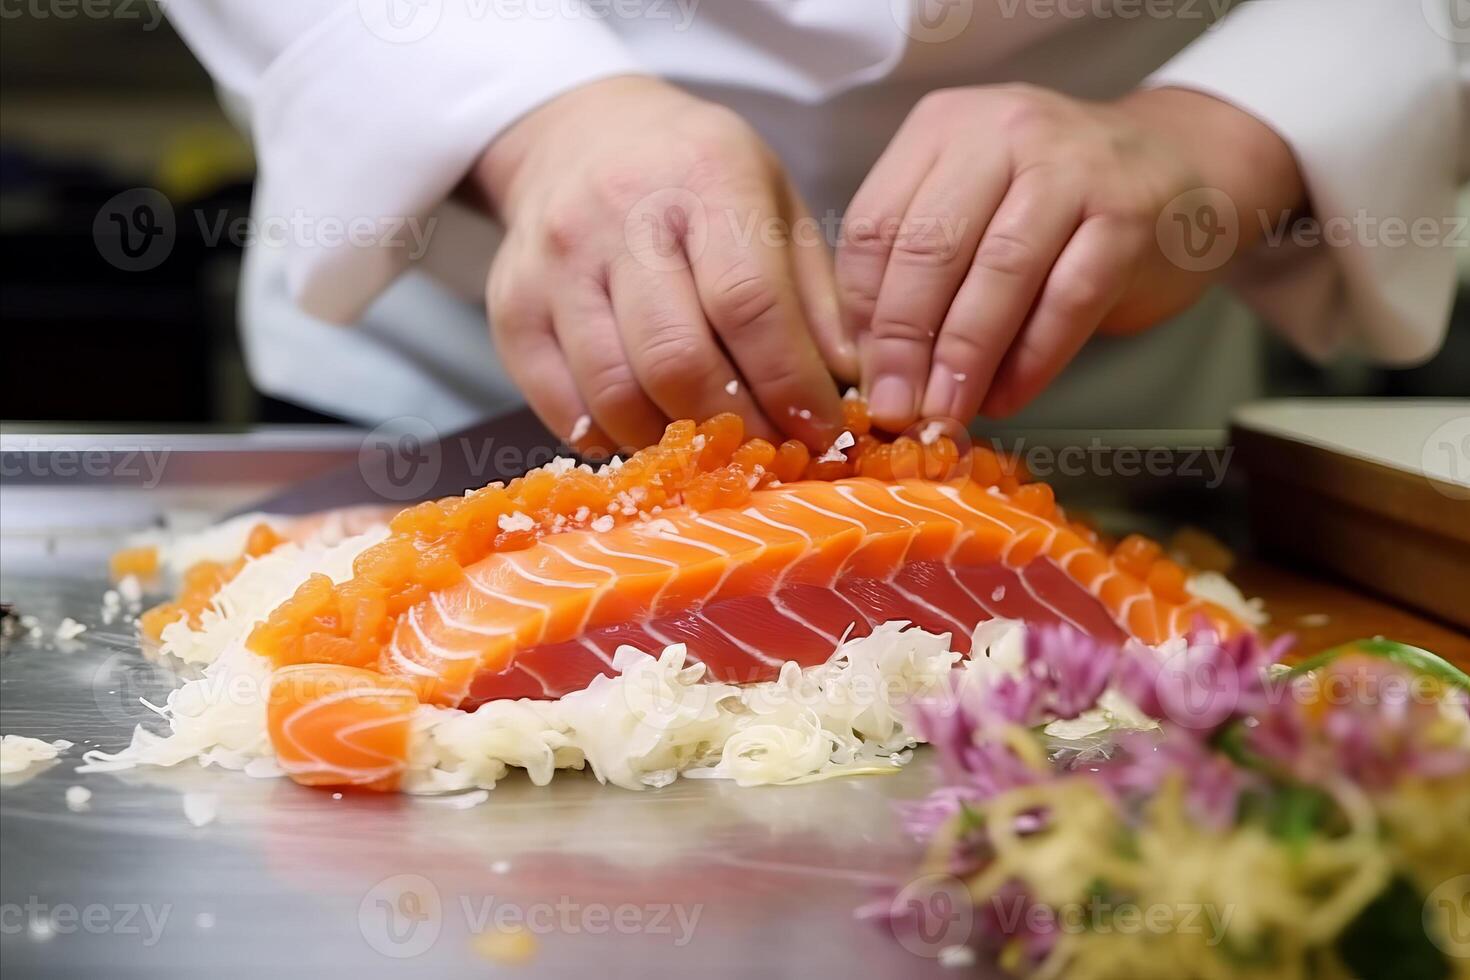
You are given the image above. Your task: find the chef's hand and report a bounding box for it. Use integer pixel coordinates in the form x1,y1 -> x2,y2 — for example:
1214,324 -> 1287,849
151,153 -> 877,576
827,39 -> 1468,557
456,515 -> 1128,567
472,76 -> 855,454
836,85 -> 1304,430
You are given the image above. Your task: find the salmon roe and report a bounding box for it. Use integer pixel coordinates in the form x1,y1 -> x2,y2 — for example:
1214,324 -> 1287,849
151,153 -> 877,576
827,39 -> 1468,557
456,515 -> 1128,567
141,402 -> 1210,676
136,522 -> 286,642
109,545 -> 159,582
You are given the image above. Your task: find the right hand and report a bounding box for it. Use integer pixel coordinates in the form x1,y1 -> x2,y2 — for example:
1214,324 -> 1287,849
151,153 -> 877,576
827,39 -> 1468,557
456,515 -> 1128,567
473,76 -> 856,454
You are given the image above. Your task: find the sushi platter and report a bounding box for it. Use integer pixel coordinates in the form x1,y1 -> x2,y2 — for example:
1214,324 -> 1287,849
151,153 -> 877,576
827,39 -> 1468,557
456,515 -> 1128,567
1,426 -> 958,979
2,406 -> 1467,978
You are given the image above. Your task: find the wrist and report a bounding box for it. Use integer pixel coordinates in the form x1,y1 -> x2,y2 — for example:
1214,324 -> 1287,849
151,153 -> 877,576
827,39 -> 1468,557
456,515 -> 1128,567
471,73 -> 660,221
1115,86 -> 1306,245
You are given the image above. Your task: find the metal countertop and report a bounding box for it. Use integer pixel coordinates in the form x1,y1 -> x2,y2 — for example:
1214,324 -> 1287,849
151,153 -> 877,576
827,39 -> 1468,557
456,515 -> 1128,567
0,438 -> 961,979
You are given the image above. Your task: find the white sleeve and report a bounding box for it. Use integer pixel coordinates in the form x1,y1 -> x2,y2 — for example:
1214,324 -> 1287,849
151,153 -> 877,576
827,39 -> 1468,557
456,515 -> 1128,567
1146,0 -> 1469,365
165,1 -> 643,324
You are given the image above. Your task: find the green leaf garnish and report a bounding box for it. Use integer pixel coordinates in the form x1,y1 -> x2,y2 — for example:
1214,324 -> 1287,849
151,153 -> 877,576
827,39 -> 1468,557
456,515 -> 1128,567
1288,638 -> 1470,691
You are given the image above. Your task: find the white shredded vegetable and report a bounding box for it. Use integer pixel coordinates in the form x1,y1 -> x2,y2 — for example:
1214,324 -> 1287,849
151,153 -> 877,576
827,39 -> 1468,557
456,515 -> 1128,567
1187,570 -> 1269,628
0,735 -> 74,775
79,512 -> 1227,803
157,526 -> 388,666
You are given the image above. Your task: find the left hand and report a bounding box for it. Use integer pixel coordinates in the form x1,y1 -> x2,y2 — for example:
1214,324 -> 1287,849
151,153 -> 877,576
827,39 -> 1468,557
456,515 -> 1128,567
835,84 -> 1304,430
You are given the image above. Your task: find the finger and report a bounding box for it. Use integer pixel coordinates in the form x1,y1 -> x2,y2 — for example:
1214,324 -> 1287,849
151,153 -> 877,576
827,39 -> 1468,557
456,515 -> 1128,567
920,168 -> 1082,422
982,216 -> 1145,418
607,240 -> 780,442
488,274 -> 615,455
860,151 -> 1007,430
689,182 -> 844,447
785,180 -> 857,383
548,269 -> 667,452
834,124 -> 940,345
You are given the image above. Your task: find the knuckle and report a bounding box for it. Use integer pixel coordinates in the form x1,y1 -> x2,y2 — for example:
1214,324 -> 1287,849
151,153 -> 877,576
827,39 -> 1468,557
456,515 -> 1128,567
836,279 -> 878,323
869,315 -> 934,344
892,220 -> 961,265
913,87 -> 964,120
995,88 -> 1053,135
638,327 -> 715,392
972,232 -> 1038,278
840,214 -> 898,255
590,168 -> 646,211
1047,272 -> 1106,315
747,357 -> 805,399
934,325 -> 993,364
542,208 -> 589,258
584,361 -> 644,419
486,271 -> 535,330
706,269 -> 782,337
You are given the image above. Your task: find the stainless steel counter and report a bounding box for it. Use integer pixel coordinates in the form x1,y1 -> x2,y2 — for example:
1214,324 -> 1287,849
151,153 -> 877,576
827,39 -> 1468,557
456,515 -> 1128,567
0,440 -> 961,979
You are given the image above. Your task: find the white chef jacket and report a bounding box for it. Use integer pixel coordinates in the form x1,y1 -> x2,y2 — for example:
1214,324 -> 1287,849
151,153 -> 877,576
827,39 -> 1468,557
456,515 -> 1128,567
165,1 -> 1469,430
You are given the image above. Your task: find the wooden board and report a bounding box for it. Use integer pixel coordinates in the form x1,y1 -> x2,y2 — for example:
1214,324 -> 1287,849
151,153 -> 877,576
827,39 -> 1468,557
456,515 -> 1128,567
1231,399 -> 1470,631
1234,559 -> 1470,671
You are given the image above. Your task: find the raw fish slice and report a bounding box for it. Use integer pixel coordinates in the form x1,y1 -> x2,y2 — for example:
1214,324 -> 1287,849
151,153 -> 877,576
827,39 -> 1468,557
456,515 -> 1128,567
267,664 -> 418,790
383,478 -> 1243,706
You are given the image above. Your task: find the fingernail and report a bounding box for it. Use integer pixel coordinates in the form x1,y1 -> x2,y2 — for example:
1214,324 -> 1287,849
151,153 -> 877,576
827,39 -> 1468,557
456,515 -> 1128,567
868,375 -> 914,428
920,363 -> 957,421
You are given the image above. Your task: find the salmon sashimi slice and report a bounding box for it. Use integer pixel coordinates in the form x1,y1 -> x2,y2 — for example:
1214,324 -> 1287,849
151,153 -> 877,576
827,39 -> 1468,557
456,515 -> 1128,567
267,664 -> 419,791
383,477 -> 1244,706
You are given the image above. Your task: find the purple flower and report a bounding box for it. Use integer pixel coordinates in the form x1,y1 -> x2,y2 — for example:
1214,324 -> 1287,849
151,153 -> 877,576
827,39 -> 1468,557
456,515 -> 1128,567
1114,623 -> 1290,733
1248,655 -> 1470,790
1023,624 -> 1117,720
1098,731 -> 1259,830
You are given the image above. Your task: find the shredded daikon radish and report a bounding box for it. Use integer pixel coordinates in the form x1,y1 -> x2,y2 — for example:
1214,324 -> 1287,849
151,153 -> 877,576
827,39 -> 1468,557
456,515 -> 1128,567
0,735 -> 73,775
1187,571 -> 1268,627
157,525 -> 387,666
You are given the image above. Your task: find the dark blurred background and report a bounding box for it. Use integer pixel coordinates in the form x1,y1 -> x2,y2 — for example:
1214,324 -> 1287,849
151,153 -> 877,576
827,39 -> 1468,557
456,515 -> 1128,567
1,1 -> 1466,428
